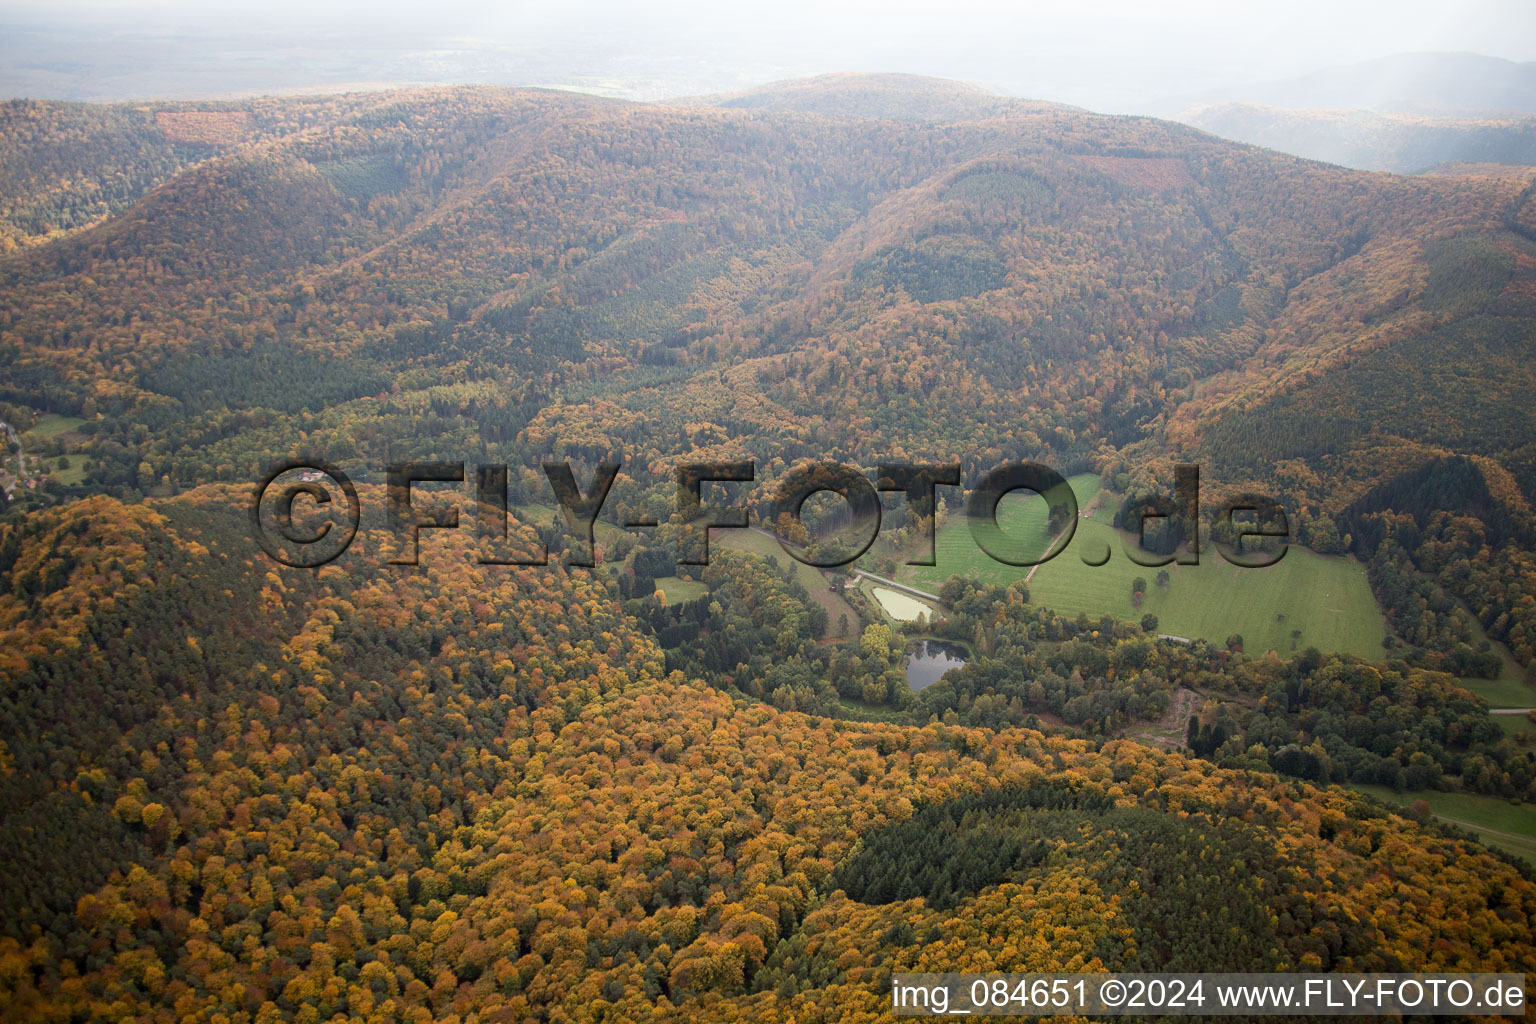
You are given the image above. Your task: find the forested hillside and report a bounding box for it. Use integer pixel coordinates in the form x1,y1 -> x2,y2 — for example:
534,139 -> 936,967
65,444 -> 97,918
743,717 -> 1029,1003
6,79 -> 1536,679
5,81 -> 1533,515
0,490 -> 1532,1022
2,77 -> 1535,1020
0,96 -> 385,254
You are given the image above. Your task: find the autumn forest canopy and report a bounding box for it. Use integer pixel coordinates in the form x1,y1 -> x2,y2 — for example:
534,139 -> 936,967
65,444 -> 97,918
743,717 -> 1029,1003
1,75 -> 1536,1022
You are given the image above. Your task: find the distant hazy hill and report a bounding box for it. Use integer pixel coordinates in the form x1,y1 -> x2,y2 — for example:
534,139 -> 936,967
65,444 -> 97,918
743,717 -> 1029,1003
1190,53 -> 1536,117
1182,103 -> 1536,173
676,72 -> 1073,121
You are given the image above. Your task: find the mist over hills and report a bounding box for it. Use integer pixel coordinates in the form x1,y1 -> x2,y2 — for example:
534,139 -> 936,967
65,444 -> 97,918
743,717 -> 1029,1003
1167,53 -> 1536,173
677,73 -> 1076,122
1180,52 -> 1536,118
1180,103 -> 1536,174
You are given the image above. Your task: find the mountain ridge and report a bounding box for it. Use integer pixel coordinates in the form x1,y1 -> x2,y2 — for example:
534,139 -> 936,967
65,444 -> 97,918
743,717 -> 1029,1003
671,72 -> 1078,122
3,77 -> 1535,666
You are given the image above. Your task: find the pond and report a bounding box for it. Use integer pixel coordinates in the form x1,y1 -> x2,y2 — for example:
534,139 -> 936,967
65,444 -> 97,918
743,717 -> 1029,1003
870,586 -> 935,622
904,639 -> 968,691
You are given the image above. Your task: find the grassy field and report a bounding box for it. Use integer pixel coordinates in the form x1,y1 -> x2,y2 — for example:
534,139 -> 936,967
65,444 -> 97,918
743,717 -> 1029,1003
714,528 -> 860,638
43,458 -> 86,486
1349,783 -> 1536,862
511,502 -> 628,544
833,695 -> 910,723
653,576 -> 707,605
902,473 -> 1105,589
900,474 -> 1391,659
1493,712 -> 1536,743
1460,667 -> 1536,709
1463,675 -> 1536,708
20,414 -> 85,441
18,415 -> 89,485
1451,607 -> 1536,707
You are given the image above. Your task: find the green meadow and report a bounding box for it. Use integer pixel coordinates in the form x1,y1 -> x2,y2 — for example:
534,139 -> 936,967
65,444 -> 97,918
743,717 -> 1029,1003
1463,672 -> 1536,709
901,473 -> 1105,591
44,459 -> 86,486
901,474 -> 1391,659
1452,608 -> 1536,708
653,576 -> 708,605
19,413 -> 85,441
18,415 -> 89,485
1493,713 -> 1536,743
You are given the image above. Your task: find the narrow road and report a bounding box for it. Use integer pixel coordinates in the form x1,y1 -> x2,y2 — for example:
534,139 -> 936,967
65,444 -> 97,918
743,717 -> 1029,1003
1490,708 -> 1534,715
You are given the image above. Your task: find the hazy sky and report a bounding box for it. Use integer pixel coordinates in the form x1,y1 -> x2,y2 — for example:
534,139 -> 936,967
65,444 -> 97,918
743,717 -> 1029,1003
4,0 -> 1535,110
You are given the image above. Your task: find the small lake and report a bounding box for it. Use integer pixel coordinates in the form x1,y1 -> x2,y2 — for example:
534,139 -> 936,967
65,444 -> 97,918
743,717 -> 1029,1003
904,640 -> 968,691
870,586 -> 934,622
